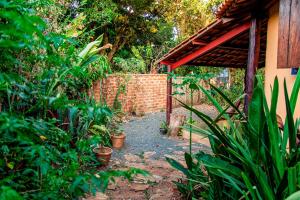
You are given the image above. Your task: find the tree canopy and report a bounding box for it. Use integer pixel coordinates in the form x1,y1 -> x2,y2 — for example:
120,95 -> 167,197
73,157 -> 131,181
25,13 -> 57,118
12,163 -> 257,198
39,0 -> 223,73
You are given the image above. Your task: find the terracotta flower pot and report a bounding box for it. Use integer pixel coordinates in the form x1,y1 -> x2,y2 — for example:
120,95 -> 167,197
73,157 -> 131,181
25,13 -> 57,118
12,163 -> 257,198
93,146 -> 113,166
111,133 -> 126,149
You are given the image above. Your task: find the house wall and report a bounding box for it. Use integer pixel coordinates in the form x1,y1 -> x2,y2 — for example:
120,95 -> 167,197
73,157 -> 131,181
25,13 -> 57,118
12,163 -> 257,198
264,3 -> 300,119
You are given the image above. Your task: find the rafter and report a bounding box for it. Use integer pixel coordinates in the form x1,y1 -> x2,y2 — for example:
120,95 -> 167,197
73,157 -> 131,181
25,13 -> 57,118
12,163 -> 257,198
170,22 -> 251,70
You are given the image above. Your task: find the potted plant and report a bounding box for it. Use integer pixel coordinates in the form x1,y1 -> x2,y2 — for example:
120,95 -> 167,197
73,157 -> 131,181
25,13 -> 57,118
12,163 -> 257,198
109,117 -> 126,149
93,146 -> 112,166
160,121 -> 168,135
89,125 -> 113,166
111,128 -> 126,149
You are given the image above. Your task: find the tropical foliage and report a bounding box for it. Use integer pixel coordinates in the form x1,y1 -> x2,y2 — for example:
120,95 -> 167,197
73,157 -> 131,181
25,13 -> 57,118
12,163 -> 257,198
167,71 -> 300,199
0,1 -> 146,199
170,70 -> 215,154
38,0 -> 223,73
156,0 -> 223,39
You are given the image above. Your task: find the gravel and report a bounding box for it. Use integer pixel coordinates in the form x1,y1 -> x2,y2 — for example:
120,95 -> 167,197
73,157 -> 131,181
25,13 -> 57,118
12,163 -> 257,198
112,105 -> 216,160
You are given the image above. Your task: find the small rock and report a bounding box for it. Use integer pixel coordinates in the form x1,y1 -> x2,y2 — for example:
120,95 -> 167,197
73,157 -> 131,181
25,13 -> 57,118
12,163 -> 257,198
149,194 -> 163,200
149,189 -> 173,200
114,160 -> 121,165
84,192 -> 108,200
127,162 -> 148,170
133,174 -> 151,184
169,114 -> 186,137
107,182 -> 116,190
176,142 -> 189,147
173,151 -> 185,155
133,174 -> 163,184
144,151 -> 156,159
124,153 -> 142,163
146,159 -> 172,169
152,175 -> 163,183
130,183 -> 149,191
164,154 -> 177,160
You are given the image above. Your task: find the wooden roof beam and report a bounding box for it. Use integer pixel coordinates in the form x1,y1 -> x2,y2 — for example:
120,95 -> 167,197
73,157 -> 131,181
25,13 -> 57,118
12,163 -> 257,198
192,40 -> 208,46
192,40 -> 250,51
170,21 -> 251,70
219,46 -> 249,51
160,61 -> 172,65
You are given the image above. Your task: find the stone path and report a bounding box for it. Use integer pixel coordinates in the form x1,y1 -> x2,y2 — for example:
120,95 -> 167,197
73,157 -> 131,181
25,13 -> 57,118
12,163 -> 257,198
86,105 -> 215,200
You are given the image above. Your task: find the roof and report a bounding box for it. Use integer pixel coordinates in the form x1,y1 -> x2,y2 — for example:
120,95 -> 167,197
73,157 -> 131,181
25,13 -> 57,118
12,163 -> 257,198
157,0 -> 276,69
216,0 -> 276,19
157,16 -> 268,69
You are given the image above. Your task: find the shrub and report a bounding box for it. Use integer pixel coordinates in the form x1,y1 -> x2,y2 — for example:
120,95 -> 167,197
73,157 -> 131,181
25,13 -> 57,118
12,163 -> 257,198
0,1 -> 146,199
168,72 -> 300,199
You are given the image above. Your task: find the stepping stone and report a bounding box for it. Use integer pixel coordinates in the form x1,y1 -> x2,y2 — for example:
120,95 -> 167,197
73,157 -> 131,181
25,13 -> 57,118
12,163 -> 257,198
148,184 -> 174,200
133,174 -> 163,184
173,151 -> 185,155
127,162 -> 148,170
83,192 -> 108,200
146,159 -> 172,169
107,182 -> 117,190
124,153 -> 142,163
152,175 -> 163,183
164,154 -> 177,160
144,151 -> 156,159
176,142 -> 190,147
130,183 -> 149,191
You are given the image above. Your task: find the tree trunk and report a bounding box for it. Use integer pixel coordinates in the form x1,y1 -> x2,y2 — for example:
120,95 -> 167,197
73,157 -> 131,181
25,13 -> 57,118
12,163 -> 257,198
107,35 -> 121,62
107,31 -> 131,62
100,30 -> 109,55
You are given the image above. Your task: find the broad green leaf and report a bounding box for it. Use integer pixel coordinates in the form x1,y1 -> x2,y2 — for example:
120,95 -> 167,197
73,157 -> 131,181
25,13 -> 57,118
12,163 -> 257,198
283,80 -> 296,150
185,153 -> 193,170
0,186 -> 23,200
166,157 -> 189,176
241,172 -> 258,200
288,167 -> 297,194
286,191 -> 300,200
210,84 -> 246,120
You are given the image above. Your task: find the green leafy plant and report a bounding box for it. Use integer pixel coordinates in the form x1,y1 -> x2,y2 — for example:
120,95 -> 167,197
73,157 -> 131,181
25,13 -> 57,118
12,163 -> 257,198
168,71 -> 300,199
0,1 -> 145,199
112,80 -> 127,112
89,124 -> 111,147
108,115 -> 124,137
159,121 -> 169,135
113,56 -> 146,73
160,121 -> 168,130
166,153 -> 209,199
169,71 -> 214,154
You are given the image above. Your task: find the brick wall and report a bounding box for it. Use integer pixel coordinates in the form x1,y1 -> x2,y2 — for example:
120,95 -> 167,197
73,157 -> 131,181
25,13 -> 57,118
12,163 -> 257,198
91,74 -> 208,115
92,74 -> 167,115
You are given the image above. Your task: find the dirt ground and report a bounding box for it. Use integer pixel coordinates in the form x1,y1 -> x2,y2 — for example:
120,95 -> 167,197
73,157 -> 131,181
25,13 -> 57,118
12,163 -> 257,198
85,104 -> 216,200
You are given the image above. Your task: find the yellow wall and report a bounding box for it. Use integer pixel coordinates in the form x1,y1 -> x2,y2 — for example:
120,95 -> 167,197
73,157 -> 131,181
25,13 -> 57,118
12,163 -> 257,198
264,3 -> 300,119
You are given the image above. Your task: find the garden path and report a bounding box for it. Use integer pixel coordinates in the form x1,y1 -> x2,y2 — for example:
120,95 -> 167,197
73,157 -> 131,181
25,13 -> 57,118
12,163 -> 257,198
86,104 -> 216,200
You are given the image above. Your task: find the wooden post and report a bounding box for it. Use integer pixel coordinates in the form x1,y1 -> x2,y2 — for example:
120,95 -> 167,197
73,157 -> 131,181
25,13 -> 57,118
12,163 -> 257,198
166,65 -> 172,125
244,17 -> 261,114
278,0 -> 300,68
